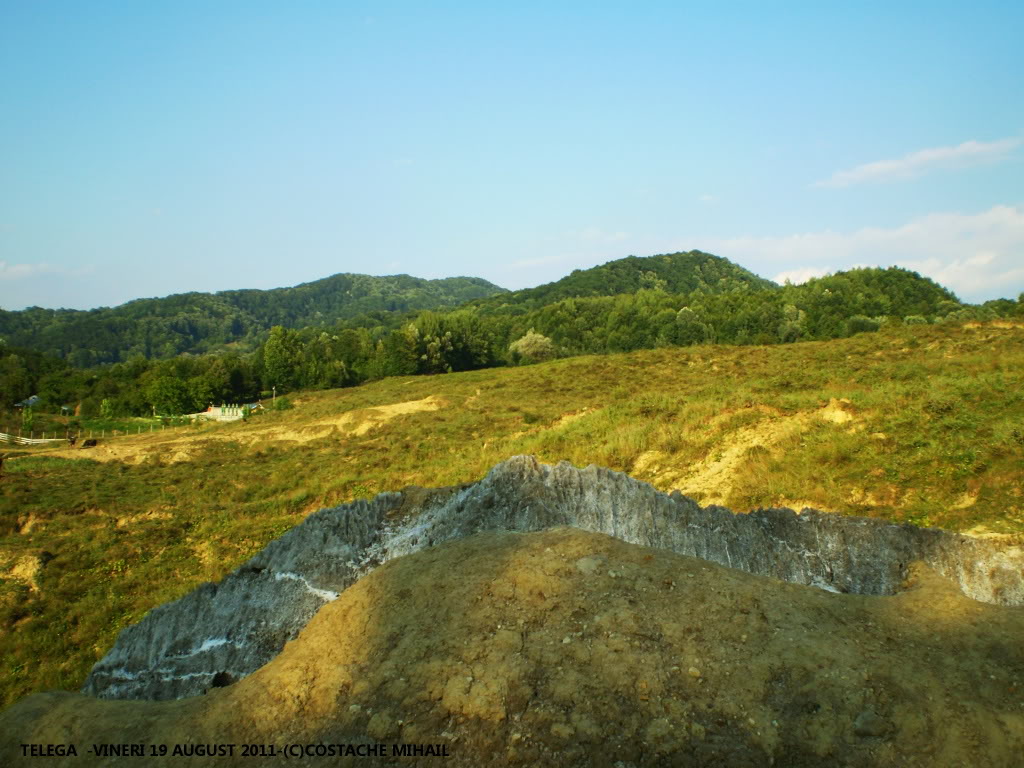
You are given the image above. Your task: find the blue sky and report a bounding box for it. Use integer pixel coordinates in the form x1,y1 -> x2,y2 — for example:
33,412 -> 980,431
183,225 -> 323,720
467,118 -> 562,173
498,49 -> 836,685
1,0 -> 1022,310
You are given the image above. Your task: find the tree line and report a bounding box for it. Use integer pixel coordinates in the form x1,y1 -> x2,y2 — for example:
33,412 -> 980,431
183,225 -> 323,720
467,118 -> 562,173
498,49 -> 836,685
0,274 -> 505,366
3,265 -> 1021,421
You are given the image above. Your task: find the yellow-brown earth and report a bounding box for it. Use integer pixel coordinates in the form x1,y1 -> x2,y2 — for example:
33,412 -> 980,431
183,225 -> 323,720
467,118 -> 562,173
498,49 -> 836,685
2,527 -> 1022,767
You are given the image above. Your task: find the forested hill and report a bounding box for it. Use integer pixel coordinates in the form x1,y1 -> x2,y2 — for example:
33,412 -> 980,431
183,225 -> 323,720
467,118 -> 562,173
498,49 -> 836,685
5,260 -> 1022,419
0,273 -> 507,366
470,251 -> 776,313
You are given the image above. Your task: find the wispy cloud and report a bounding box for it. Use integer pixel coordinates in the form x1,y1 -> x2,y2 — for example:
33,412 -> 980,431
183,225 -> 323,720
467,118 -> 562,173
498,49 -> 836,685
702,204 -> 1024,302
509,228 -> 630,269
0,262 -> 100,309
814,138 -> 1021,188
504,227 -> 632,278
0,261 -> 62,280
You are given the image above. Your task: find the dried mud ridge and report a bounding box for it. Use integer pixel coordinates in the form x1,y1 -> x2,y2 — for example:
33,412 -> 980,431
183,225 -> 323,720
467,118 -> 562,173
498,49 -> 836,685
2,528 -> 1023,767
70,455 -> 1024,705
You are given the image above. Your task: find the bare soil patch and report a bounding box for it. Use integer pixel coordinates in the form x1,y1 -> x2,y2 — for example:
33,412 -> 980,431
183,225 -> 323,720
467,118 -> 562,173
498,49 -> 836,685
33,396 -> 445,465
637,399 -> 861,506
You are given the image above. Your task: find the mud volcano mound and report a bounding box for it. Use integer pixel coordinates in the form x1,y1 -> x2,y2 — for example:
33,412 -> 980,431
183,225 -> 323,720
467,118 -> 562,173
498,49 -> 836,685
2,527 -> 1023,767
78,456 -> 1024,704
2,456 -> 1023,766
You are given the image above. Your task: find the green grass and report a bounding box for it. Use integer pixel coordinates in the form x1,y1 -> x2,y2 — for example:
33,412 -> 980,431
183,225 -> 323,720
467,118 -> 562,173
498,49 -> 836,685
1,320 -> 1023,710
2,456 -> 97,473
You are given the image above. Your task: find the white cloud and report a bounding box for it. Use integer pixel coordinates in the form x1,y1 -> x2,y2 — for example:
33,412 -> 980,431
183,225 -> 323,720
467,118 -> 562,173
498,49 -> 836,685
508,228 -> 630,270
0,261 -> 61,280
815,138 -> 1021,188
0,262 -> 100,309
702,204 -> 1024,302
772,267 -> 829,285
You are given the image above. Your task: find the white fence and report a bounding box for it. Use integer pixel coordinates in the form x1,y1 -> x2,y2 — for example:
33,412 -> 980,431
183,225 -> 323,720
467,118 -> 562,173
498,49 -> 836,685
1,422 -> 203,446
0,432 -> 68,445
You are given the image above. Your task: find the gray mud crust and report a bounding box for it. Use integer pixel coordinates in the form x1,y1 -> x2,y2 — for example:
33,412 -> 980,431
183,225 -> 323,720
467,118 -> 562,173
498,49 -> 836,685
81,456 -> 1024,702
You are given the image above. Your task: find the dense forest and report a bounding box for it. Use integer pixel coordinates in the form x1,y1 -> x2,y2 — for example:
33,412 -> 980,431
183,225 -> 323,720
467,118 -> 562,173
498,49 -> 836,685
467,251 -> 776,312
2,252 -> 1022,422
0,273 -> 506,366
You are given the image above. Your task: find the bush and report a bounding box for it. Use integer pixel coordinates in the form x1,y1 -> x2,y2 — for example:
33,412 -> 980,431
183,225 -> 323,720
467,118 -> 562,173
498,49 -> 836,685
509,330 -> 556,364
846,315 -> 881,335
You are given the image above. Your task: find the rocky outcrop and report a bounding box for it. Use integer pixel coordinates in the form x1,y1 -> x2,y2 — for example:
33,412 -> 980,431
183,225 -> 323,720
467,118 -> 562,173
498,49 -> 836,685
83,455 -> 1024,701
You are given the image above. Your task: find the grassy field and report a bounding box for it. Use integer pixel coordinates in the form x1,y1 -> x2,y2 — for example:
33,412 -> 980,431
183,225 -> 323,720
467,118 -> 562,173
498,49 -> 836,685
1,320 -> 1022,710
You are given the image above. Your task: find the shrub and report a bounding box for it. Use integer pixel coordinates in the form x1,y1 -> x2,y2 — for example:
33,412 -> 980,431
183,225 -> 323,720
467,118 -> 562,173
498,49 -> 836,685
846,315 -> 881,335
509,330 -> 556,364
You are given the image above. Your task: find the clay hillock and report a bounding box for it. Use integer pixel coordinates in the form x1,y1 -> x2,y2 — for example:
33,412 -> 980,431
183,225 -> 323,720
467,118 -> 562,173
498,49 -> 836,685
76,456 -> 1024,703
2,525 -> 1022,767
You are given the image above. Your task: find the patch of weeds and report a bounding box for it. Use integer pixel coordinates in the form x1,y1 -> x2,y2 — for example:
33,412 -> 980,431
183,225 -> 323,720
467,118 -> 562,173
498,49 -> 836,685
4,456 -> 99,473
924,398 -> 957,416
350,483 -> 375,499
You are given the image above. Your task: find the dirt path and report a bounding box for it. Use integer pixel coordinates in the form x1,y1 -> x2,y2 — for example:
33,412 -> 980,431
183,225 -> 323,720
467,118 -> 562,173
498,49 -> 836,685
34,396 -> 444,465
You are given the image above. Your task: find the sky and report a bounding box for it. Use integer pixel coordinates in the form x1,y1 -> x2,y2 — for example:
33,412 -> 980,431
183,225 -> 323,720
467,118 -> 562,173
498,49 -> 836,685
1,0 -> 1022,310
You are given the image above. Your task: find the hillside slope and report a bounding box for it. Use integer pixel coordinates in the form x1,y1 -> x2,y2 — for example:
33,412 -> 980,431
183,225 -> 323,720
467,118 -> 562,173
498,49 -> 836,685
1,320 -> 1022,712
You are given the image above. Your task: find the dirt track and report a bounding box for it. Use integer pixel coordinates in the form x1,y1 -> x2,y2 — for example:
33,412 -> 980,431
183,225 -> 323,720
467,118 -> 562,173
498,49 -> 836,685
33,396 -> 443,465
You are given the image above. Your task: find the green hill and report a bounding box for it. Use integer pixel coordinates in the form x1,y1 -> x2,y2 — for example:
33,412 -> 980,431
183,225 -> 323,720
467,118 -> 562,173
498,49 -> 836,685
472,250 -> 776,314
0,273 -> 507,365
4,256 -> 1010,420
